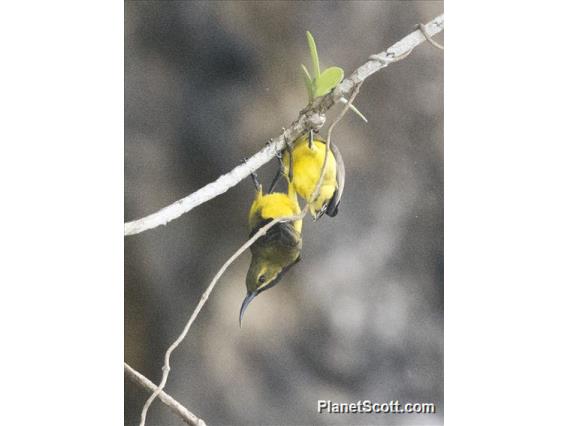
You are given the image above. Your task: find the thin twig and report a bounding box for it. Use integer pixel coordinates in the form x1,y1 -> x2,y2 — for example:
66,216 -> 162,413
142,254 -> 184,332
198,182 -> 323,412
138,216 -> 299,426
139,73 -> 361,426
125,362 -> 206,426
124,14 -> 444,236
310,84 -> 362,210
418,23 -> 444,50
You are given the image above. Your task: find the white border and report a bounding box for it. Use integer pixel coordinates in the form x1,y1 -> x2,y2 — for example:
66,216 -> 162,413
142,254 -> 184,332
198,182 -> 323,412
446,1 -> 568,424
0,1 -> 123,425
1,1 -> 567,425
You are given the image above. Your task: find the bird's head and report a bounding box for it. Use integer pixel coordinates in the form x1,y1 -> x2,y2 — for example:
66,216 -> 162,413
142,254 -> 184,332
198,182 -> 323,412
240,255 -> 299,327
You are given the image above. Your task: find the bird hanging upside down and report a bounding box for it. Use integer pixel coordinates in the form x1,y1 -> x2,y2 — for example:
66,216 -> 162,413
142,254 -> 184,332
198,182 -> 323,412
282,132 -> 345,220
240,171 -> 303,327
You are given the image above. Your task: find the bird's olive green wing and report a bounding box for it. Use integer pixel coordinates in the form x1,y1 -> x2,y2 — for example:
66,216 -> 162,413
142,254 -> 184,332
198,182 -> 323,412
326,142 -> 345,217
249,220 -> 301,249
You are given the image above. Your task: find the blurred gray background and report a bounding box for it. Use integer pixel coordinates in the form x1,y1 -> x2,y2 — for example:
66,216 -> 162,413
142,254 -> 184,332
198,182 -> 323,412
125,1 -> 443,425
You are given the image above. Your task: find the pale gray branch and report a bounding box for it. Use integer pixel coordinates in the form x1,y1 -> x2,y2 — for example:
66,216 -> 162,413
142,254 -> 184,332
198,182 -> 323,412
124,14 -> 444,236
124,362 -> 206,426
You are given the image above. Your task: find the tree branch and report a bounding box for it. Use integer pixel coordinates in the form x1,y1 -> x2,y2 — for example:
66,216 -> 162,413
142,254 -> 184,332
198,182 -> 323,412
124,362 -> 206,426
124,14 -> 444,236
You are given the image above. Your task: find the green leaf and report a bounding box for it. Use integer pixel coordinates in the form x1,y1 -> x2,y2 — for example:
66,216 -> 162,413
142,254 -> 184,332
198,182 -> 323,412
313,66 -> 344,98
306,31 -> 320,78
300,64 -> 314,101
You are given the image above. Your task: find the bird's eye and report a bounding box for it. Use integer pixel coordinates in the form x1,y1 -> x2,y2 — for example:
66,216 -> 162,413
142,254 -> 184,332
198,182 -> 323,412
258,275 -> 266,283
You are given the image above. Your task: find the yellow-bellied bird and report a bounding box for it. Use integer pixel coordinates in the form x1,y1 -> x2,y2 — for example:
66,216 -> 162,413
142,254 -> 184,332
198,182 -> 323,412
240,171 -> 303,326
282,132 -> 345,219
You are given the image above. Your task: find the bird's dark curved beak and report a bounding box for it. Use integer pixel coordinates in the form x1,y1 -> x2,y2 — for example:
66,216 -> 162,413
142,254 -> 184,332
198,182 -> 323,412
239,291 -> 258,328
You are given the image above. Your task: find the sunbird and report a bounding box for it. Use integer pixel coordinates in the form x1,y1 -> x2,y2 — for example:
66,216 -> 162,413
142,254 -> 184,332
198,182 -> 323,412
240,171 -> 303,326
282,132 -> 345,219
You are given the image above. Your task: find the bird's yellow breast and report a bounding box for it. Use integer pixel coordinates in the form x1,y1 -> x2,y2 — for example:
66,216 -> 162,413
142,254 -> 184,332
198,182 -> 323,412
284,137 -> 337,215
248,192 -> 302,234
